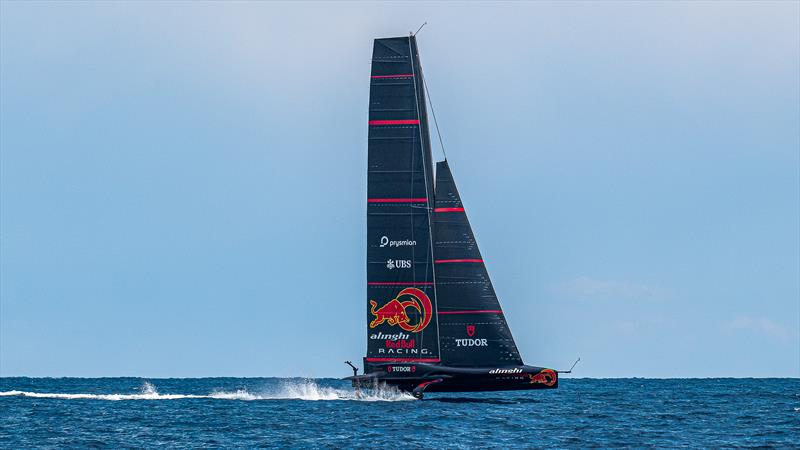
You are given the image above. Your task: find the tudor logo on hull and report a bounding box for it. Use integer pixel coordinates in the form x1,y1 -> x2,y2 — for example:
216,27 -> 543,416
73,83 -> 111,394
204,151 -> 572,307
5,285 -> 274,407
386,365 -> 416,373
369,287 -> 432,332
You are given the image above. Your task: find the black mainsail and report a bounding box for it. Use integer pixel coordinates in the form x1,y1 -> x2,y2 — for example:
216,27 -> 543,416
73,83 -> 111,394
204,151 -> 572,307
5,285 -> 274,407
366,36 -> 440,367
352,35 -> 560,398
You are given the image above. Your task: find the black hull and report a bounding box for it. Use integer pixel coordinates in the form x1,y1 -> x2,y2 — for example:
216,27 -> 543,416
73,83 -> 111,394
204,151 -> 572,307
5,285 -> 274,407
347,363 -> 558,397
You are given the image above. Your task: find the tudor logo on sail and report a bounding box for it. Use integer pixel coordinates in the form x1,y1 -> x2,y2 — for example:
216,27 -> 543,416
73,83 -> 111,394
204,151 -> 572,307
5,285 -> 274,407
369,287 -> 433,333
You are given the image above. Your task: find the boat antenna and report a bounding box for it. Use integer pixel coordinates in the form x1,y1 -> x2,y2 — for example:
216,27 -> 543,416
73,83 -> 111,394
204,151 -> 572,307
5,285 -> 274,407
344,360 -> 358,377
557,357 -> 581,374
414,22 -> 427,36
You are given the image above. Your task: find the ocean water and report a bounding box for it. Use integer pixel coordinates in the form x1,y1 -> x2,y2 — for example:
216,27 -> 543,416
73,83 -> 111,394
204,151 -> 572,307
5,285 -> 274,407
1,377 -> 797,448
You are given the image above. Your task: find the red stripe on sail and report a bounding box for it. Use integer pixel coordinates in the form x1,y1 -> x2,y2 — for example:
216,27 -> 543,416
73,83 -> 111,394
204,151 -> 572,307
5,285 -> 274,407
371,74 -> 414,79
368,198 -> 427,203
368,282 -> 434,286
368,119 -> 420,125
434,259 -> 484,263
438,310 -> 503,315
366,358 -> 441,363
434,207 -> 465,212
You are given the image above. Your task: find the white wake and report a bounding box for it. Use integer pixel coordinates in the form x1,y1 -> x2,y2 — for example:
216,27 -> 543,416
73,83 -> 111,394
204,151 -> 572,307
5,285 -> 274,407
266,379 -> 415,401
0,382 -> 201,401
0,380 -> 414,402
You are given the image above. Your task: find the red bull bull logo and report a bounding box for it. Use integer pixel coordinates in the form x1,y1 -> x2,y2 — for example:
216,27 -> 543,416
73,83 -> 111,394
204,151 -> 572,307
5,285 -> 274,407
528,369 -> 557,387
369,287 -> 432,333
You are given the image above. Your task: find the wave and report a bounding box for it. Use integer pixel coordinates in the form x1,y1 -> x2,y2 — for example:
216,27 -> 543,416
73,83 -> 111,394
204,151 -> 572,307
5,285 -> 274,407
268,379 -> 415,401
0,380 -> 415,402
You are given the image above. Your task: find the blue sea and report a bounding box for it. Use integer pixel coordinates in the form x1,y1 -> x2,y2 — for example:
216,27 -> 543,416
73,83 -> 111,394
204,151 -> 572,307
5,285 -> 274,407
1,377 -> 797,448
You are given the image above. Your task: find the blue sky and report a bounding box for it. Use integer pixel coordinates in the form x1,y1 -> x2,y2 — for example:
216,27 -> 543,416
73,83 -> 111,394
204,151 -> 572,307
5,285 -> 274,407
1,1 -> 797,378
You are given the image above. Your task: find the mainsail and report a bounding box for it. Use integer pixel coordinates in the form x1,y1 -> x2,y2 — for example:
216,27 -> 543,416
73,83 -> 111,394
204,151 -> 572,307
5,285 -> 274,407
432,160 -> 523,366
365,36 -> 440,366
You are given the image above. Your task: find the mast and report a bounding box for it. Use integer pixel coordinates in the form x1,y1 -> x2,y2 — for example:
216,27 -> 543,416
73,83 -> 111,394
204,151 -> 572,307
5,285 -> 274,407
407,35 -> 442,361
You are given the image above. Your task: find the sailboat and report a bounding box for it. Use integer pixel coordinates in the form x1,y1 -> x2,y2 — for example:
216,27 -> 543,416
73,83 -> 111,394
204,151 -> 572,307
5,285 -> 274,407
346,35 -> 568,399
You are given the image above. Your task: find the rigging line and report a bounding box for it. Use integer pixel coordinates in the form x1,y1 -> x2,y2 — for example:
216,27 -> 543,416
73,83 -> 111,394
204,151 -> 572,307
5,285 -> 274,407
408,36 -> 440,357
418,54 -> 447,161
405,39 -> 421,295
414,22 -> 427,36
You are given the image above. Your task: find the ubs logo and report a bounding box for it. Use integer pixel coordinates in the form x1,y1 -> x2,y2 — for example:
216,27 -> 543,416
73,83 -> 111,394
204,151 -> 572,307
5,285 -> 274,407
386,259 -> 412,270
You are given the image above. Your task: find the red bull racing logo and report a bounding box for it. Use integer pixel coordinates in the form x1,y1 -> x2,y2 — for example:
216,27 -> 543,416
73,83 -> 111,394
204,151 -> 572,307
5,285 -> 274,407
528,369 -> 557,387
369,287 -> 433,333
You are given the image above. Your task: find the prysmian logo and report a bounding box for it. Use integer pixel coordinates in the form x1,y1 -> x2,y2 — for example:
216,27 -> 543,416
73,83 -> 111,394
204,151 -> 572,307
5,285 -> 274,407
489,368 -> 523,374
386,259 -> 411,270
380,236 -> 417,248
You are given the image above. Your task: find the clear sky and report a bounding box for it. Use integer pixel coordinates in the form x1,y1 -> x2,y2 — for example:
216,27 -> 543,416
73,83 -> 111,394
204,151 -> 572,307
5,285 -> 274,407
1,1 -> 798,378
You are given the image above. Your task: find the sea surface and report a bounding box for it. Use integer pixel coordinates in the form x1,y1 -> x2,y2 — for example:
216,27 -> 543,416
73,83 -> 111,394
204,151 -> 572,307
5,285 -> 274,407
1,377 -> 797,448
